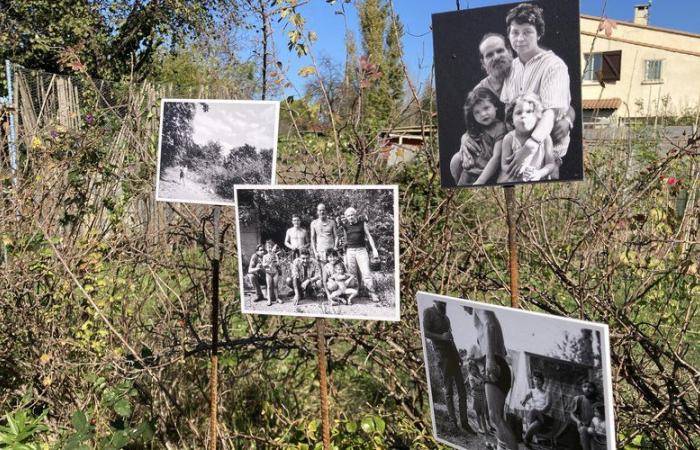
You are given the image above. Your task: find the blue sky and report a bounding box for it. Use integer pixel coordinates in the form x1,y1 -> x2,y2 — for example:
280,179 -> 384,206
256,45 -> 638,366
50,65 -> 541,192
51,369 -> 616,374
270,0 -> 700,95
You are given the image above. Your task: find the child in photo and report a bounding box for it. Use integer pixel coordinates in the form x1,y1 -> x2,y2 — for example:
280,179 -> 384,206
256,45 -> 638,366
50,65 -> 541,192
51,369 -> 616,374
497,93 -> 557,184
329,260 -> 358,305
587,403 -> 607,450
262,239 -> 282,305
466,361 -> 491,434
455,87 -> 508,186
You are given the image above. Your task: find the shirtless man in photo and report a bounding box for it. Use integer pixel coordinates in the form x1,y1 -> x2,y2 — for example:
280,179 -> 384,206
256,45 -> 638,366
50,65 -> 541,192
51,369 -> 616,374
284,215 -> 309,259
310,203 -> 338,268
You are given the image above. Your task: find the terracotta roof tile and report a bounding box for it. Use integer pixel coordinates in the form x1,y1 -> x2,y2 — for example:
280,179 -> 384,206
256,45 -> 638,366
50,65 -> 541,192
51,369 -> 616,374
582,98 -> 622,110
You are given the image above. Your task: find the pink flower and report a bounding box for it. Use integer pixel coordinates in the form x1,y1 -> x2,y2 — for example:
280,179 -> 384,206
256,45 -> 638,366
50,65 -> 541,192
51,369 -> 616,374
667,177 -> 678,186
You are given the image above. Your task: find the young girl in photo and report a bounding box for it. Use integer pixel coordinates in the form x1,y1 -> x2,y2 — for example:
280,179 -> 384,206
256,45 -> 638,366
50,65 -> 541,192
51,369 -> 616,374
329,261 -> 358,305
455,87 -> 508,186
587,404 -> 607,450
262,239 -> 282,305
497,93 -> 557,184
466,361 -> 491,434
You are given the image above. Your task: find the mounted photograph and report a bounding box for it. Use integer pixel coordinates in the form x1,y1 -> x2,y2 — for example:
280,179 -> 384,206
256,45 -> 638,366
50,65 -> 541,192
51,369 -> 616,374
417,292 -> 615,450
235,185 -> 400,321
155,99 -> 278,206
433,0 -> 583,188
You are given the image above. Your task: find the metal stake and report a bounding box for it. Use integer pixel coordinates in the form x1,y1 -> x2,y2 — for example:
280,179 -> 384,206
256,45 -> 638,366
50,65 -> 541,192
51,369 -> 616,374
504,186 -> 519,308
316,319 -> 331,449
209,206 -> 221,450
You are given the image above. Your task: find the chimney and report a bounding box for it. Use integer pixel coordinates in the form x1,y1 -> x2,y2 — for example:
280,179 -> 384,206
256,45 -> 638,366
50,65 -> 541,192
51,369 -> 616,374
634,4 -> 649,26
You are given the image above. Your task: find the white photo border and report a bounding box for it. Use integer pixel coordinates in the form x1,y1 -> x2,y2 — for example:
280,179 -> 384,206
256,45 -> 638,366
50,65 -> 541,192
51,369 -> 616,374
416,290 -> 615,450
234,184 -> 401,321
155,98 -> 280,206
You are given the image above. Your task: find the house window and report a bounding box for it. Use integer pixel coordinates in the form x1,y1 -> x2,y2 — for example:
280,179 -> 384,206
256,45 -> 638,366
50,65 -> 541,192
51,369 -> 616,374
644,60 -> 663,81
584,51 -> 622,82
583,53 -> 602,81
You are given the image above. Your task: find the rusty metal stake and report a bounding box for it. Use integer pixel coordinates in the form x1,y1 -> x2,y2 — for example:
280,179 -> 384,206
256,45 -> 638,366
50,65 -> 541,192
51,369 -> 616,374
209,206 -> 221,450
504,186 -> 519,308
316,319 -> 331,449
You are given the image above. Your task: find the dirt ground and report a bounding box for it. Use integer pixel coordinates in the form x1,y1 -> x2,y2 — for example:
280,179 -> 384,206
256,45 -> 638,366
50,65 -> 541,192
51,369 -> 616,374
157,166 -> 228,203
433,401 -> 549,450
241,278 -> 397,320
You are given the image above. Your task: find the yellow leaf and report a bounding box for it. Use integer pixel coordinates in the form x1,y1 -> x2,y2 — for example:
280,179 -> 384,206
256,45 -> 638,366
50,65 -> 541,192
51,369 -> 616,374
298,66 -> 316,77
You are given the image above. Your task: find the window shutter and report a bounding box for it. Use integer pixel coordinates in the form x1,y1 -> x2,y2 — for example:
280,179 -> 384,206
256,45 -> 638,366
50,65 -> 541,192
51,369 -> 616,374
600,50 -> 622,81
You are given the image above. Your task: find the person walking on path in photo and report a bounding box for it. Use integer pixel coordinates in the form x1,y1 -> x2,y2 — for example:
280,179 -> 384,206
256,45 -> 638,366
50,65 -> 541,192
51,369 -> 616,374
424,301 -> 477,437
570,379 -> 602,450
310,203 -> 338,268
247,244 -> 266,303
339,207 -> 380,303
179,165 -> 188,185
286,249 -> 321,306
463,306 -> 518,450
520,370 -> 554,448
284,215 -> 309,259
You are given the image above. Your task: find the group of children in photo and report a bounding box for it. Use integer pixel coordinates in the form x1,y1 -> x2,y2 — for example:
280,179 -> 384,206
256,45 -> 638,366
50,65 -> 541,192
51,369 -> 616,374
247,240 -> 362,307
456,88 -> 564,186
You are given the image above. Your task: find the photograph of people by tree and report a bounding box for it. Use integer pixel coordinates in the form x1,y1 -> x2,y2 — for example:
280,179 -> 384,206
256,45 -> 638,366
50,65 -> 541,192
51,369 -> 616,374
235,186 -> 399,321
418,292 -> 614,450
155,99 -> 278,205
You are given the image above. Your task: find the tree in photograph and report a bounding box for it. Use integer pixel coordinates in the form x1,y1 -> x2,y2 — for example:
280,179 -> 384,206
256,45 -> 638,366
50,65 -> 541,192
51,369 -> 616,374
160,102 -> 195,171
200,141 -> 224,168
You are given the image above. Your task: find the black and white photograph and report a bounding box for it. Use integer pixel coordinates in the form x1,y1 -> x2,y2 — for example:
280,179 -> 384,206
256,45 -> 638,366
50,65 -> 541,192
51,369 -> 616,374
417,292 -> 614,450
155,99 -> 278,205
235,185 -> 400,321
433,0 -> 583,188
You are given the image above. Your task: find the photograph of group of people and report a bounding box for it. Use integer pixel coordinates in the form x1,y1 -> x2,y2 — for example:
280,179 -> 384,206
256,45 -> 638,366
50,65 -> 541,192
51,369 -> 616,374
433,0 -> 583,188
150,1 -> 616,445
235,186 -> 400,321
418,292 -> 614,450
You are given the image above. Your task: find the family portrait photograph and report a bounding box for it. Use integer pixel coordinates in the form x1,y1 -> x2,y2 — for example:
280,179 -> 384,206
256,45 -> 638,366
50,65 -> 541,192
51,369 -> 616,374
155,99 -> 278,206
235,185 -> 400,321
433,0 -> 584,188
417,292 -> 614,450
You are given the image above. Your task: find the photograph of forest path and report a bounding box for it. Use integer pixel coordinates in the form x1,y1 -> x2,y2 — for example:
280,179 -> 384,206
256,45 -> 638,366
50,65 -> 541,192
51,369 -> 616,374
1,0 -> 698,449
156,100 -> 277,205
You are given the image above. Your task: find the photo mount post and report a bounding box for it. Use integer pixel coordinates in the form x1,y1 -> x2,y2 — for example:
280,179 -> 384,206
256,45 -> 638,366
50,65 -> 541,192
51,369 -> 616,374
503,185 -> 519,308
316,318 -> 332,449
209,206 -> 221,450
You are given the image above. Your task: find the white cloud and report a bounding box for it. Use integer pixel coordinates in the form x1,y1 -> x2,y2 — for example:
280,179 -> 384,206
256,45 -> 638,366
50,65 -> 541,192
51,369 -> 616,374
190,102 -> 277,154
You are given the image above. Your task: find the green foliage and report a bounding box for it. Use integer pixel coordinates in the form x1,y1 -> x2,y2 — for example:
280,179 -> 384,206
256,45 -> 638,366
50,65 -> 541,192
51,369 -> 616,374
0,0 -> 230,80
0,407 -> 48,449
60,378 -> 154,450
356,0 -> 405,129
281,415 -> 388,449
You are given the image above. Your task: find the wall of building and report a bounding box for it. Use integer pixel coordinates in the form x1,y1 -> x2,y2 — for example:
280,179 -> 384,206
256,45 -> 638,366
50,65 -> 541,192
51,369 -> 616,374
580,16 -> 700,119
